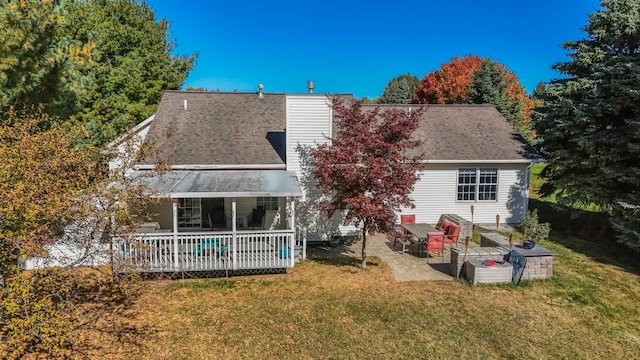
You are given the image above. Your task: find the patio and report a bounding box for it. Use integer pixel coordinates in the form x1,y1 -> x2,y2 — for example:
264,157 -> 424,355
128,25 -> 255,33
308,232 -> 455,281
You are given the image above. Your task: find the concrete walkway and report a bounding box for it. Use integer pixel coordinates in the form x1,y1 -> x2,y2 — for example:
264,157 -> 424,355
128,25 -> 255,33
308,233 -> 454,282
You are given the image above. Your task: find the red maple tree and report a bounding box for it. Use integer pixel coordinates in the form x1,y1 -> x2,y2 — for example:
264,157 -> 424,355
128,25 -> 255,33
311,96 -> 424,268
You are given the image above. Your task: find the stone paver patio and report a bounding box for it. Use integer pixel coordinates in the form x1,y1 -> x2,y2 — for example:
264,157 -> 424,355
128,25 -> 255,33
307,232 -> 454,282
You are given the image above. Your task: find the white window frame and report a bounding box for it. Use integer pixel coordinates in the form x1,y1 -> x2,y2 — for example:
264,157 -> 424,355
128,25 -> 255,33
178,198 -> 202,228
457,168 -> 498,202
257,197 -> 279,211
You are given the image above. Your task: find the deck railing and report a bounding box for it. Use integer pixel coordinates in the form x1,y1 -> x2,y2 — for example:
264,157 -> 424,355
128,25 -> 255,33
116,230 -> 296,273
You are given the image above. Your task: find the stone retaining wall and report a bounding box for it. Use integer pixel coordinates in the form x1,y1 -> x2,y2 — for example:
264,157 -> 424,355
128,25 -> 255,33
519,255 -> 554,280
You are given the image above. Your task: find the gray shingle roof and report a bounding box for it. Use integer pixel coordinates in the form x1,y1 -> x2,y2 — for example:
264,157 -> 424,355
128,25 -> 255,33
141,92 -> 532,166
361,104 -> 533,161
140,91 -> 287,166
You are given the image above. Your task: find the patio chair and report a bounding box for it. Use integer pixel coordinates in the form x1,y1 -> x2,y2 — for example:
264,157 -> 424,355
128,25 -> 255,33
387,228 -> 413,254
400,214 -> 416,235
437,218 -> 453,232
443,223 -> 460,248
400,214 -> 416,226
423,231 -> 444,263
248,206 -> 265,230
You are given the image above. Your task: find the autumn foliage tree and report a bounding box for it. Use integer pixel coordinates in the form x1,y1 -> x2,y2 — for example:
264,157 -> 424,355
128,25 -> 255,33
312,97 -> 424,268
413,55 -> 534,139
413,55 -> 483,104
0,109 -> 163,358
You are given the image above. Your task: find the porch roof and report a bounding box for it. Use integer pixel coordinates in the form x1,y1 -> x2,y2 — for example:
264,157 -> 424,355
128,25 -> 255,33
133,170 -> 302,198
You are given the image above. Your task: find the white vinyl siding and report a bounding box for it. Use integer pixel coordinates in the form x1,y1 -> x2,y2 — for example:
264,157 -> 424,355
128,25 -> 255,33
285,95 -> 359,237
400,163 -> 529,224
285,95 -> 332,177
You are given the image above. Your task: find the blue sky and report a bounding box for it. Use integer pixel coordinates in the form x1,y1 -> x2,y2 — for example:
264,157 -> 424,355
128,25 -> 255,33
146,0 -> 601,99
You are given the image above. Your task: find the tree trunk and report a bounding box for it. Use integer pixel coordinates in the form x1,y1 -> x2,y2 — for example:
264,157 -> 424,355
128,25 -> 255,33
361,226 -> 367,269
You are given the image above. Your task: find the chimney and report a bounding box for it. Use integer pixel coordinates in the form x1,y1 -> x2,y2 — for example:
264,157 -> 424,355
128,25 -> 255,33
307,80 -> 314,94
183,99 -> 187,110
258,84 -> 264,99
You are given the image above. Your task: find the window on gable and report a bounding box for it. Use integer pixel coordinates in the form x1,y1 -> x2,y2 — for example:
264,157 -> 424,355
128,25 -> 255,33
457,168 -> 498,202
257,197 -> 279,211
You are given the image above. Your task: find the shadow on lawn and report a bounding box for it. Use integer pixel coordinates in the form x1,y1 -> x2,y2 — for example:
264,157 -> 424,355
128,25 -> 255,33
310,255 -> 381,268
529,199 -> 640,274
306,243 -> 381,268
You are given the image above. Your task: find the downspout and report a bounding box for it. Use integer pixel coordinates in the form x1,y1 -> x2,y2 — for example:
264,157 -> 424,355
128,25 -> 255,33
524,162 -> 534,217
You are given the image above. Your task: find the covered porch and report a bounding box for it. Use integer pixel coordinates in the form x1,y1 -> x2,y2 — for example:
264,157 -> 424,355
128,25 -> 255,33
116,170 -> 304,273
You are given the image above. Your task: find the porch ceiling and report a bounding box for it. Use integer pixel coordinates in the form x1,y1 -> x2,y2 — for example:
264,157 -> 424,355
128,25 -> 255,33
131,170 -> 302,198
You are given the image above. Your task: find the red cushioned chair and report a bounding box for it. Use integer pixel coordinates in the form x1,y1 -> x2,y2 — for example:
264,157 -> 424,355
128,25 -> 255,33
423,231 -> 444,263
400,214 -> 416,226
438,218 -> 453,232
444,223 -> 460,247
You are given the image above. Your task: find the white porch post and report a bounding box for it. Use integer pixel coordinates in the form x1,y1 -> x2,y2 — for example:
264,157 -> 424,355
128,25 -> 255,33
290,197 -> 304,260
232,200 -> 237,270
172,201 -> 179,270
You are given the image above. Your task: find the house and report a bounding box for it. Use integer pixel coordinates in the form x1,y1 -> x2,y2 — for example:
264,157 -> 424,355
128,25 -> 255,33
113,84 -> 533,275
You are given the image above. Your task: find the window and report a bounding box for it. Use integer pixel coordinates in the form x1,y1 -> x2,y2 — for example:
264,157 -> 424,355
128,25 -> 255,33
257,197 -> 279,211
478,169 -> 498,201
457,168 -> 498,201
178,198 -> 201,228
457,169 -> 477,201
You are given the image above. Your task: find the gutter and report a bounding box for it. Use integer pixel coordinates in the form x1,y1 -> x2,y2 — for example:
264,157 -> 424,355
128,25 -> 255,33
419,159 -> 532,164
133,164 -> 287,170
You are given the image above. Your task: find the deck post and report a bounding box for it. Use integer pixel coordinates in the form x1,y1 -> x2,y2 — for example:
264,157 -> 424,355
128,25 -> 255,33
232,201 -> 237,270
290,230 -> 295,268
172,201 -> 179,270
290,198 -> 302,260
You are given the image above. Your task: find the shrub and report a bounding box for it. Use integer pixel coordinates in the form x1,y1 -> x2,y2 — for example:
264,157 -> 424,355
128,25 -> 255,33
519,209 -> 551,243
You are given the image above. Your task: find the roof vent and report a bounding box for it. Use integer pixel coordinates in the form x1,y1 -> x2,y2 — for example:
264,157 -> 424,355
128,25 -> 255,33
183,99 -> 187,110
258,84 -> 264,99
307,80 -> 314,94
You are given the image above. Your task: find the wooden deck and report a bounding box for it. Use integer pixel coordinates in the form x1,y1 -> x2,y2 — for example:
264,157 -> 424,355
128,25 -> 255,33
116,230 -> 297,273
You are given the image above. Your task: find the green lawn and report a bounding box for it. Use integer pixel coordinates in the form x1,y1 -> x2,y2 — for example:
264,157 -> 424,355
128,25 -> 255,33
87,241 -> 639,360
76,163 -> 639,359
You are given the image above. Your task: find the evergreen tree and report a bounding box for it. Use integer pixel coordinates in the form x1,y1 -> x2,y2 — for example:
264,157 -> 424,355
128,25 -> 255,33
534,0 -> 640,249
0,0 -> 67,116
468,59 -> 508,106
377,74 -> 419,104
468,59 -> 527,134
62,0 -> 196,145
0,0 -> 196,145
